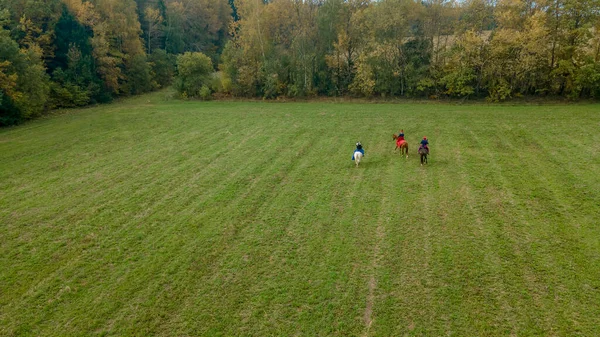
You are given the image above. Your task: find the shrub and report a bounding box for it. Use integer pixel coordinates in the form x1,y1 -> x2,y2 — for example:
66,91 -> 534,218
200,85 -> 212,100
175,52 -> 213,98
220,74 -> 233,94
209,72 -> 222,93
49,81 -> 90,108
0,91 -> 21,126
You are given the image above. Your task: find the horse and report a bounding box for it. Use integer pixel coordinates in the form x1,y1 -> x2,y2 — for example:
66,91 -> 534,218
353,142 -> 365,168
392,135 -> 409,158
418,146 -> 429,165
354,151 -> 363,167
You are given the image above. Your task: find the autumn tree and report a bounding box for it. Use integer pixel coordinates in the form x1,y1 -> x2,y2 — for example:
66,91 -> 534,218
144,6 -> 163,53
0,9 -> 49,124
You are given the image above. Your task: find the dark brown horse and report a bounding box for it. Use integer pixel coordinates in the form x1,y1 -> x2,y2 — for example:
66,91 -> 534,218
418,146 -> 429,165
392,135 -> 408,158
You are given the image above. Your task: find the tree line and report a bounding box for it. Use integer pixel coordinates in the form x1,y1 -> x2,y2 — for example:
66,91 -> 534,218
221,0 -> 600,101
1,0 -> 599,125
0,0 -> 230,125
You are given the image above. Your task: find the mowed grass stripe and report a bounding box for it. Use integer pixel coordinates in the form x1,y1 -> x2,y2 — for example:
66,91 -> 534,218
2,117 -> 299,334
85,131 -> 304,335
0,117 -> 248,304
43,121 -> 318,334
1,93 -> 600,336
161,123 -> 387,336
455,125 -> 545,334
140,131 -> 322,335
458,119 -> 598,335
493,125 -> 600,334
0,109 -> 233,207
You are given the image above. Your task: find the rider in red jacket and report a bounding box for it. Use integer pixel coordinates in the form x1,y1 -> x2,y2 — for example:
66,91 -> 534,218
396,130 -> 406,147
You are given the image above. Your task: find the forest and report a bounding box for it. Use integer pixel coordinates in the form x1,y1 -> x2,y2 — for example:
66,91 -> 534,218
1,0 -> 599,125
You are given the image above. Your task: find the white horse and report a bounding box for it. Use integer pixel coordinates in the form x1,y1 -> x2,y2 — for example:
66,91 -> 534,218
354,151 -> 363,167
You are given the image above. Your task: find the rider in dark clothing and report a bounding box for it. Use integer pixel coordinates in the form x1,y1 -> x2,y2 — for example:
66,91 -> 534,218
420,137 -> 429,151
352,142 -> 365,160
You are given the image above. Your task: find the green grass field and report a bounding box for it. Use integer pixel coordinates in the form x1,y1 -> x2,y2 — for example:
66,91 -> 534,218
1,93 -> 600,336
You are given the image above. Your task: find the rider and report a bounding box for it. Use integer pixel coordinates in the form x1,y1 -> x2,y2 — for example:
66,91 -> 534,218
396,129 -> 406,148
397,130 -> 405,141
419,136 -> 429,152
352,142 -> 365,160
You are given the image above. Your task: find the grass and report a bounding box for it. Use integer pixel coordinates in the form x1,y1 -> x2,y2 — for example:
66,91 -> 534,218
1,92 -> 600,336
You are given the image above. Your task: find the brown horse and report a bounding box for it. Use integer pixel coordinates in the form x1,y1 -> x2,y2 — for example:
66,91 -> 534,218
392,135 -> 408,158
418,146 -> 429,165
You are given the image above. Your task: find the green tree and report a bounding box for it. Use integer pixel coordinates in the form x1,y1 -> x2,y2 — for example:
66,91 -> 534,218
175,51 -> 214,97
164,1 -> 186,54
48,4 -> 107,107
0,33 -> 49,124
123,53 -> 154,95
149,48 -> 175,87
